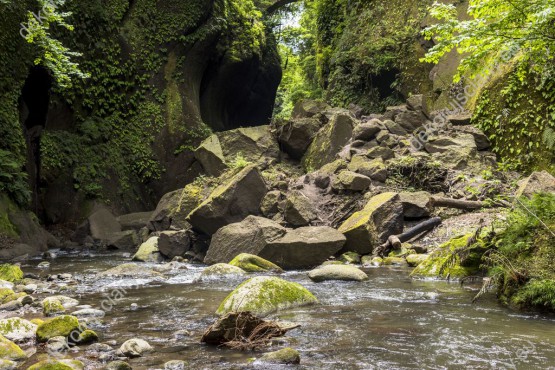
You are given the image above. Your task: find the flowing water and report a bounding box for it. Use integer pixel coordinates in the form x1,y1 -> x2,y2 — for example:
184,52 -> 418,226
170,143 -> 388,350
16,252 -> 555,369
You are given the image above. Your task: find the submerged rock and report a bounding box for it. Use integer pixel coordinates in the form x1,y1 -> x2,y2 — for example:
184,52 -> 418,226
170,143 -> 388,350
228,253 -> 283,273
117,338 -> 153,358
164,360 -> 187,370
216,276 -> 318,316
132,237 -> 164,263
105,361 -> 132,370
308,265 -> 368,282
0,318 -> 37,343
338,192 -> 403,254
187,165 -> 268,235
254,347 -> 301,365
0,334 -> 26,361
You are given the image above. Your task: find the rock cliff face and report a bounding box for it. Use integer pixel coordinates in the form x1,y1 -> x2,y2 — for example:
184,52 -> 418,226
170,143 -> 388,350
0,0 -> 282,227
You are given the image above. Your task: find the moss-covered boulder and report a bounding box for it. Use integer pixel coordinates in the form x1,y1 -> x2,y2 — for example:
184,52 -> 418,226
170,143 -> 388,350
406,254 -> 429,267
187,165 -> 268,235
36,315 -> 81,343
383,257 -> 407,266
228,253 -> 283,273
331,171 -> 372,192
339,252 -> 361,264
338,192 -> 403,254
347,156 -> 387,182
308,265 -> 368,282
75,329 -> 98,345
132,237 -> 164,263
0,265 -> 23,283
0,289 -> 23,305
410,234 -> 486,280
0,318 -> 37,343
254,347 -> 301,365
302,113 -> 355,172
0,359 -> 16,370
42,296 -> 79,317
216,276 -> 318,316
200,263 -> 247,278
0,334 -> 26,361
218,126 -> 280,164
27,359 -> 84,370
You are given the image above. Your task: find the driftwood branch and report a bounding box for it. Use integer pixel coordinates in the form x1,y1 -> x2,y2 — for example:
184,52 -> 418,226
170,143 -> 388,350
430,197 -> 485,210
374,217 -> 442,257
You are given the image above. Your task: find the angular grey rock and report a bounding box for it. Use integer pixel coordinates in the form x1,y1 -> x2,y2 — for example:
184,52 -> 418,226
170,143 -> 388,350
516,171 -> 555,198
352,120 -> 381,141
332,171 -> 372,192
399,191 -> 431,218
277,118 -> 322,159
88,207 -> 121,241
194,135 -> 227,177
157,230 -> 190,259
283,190 -> 317,226
116,212 -> 153,231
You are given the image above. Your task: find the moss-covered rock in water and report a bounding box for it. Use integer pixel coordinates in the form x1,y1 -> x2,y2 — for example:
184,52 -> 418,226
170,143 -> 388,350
216,276 -> 318,316
308,265 -> 368,282
339,252 -> 361,264
0,334 -> 26,361
0,265 -> 23,283
0,318 -> 37,343
42,299 -> 66,317
27,359 -> 84,370
228,253 -> 283,273
406,254 -> 428,267
132,237 -> 164,263
0,359 -> 17,370
36,315 -> 81,343
382,257 -> 407,266
74,329 -> 98,345
200,263 -> 247,278
338,192 -> 403,255
105,361 -> 132,370
0,289 -> 18,305
410,234 -> 486,280
254,347 -> 301,365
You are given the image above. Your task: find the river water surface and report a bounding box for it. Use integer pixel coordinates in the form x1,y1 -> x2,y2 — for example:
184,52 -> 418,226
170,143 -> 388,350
19,253 -> 555,369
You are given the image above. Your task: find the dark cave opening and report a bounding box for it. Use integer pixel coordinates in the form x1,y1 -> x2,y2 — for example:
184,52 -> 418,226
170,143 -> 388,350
19,66 -> 52,214
373,68 -> 401,100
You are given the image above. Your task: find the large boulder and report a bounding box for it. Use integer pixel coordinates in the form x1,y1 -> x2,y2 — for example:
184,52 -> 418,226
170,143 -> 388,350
148,181 -> 212,232
132,237 -> 164,263
216,276 -> 318,316
88,206 -> 121,241
302,113 -> 355,172
157,230 -> 191,259
424,133 -> 477,155
194,135 -> 227,177
117,212 -> 153,231
117,338 -> 153,358
0,265 -> 22,283
204,216 -> 286,265
331,171 -> 372,192
259,227 -> 346,270
283,190 -> 317,226
338,192 -> 403,254
352,120 -> 381,141
347,156 -> 387,182
516,171 -> 555,198
187,165 -> 268,235
277,118 -> 322,159
399,191 -> 431,218
28,360 -> 84,370
308,264 -> 368,282
106,231 -> 139,250
292,99 -> 329,119
98,263 -> 162,278
218,126 -> 280,164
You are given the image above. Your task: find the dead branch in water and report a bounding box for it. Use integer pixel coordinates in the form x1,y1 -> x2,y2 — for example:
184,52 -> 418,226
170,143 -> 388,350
374,217 -> 442,257
201,312 -> 300,351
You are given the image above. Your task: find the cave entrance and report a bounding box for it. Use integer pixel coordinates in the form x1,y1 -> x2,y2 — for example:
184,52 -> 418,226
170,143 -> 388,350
20,66 -> 52,214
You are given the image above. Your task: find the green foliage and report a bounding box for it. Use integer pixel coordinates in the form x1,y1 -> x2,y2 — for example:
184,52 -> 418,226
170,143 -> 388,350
22,0 -> 89,88
473,62 -> 555,172
422,0 -> 555,82
0,150 -> 30,207
485,193 -> 555,310
229,153 -> 252,169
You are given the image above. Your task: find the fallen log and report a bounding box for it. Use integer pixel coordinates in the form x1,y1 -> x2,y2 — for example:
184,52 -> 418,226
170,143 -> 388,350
375,217 -> 442,257
429,197 -> 485,210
